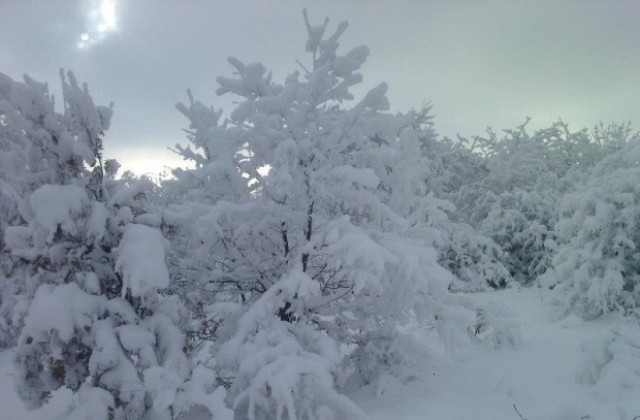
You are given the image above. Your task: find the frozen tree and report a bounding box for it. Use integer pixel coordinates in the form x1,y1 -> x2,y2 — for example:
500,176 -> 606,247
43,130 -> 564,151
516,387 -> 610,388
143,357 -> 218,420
0,71 -> 105,347
1,70 -> 116,409
167,11 -> 478,419
456,120 -> 640,286
449,120 -> 581,284
406,123 -> 511,290
0,70 -> 116,348
2,71 -> 228,419
549,136 -> 640,318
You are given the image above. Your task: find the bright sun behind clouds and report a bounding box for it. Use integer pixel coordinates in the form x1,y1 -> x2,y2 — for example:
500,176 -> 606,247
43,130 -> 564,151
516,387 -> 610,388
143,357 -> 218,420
78,0 -> 118,49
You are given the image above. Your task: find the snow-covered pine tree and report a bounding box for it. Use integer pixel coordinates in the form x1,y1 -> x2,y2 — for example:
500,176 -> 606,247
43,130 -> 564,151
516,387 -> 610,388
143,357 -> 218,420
1,70 -> 115,409
167,11 -> 478,419
3,71 -> 229,419
0,73 -> 65,346
0,70 -> 113,348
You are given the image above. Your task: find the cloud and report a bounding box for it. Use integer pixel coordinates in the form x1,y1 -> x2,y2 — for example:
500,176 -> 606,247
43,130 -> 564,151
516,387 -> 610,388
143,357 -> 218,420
1,1 -> 639,175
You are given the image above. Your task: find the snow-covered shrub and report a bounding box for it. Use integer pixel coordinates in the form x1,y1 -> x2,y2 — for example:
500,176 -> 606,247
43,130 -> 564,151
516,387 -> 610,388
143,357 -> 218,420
469,300 -> 522,349
397,114 -> 511,291
478,188 -> 557,284
416,127 -> 489,221
10,183 -> 224,419
441,221 -> 512,291
451,121 -> 577,284
453,120 -> 639,287
551,139 -> 640,317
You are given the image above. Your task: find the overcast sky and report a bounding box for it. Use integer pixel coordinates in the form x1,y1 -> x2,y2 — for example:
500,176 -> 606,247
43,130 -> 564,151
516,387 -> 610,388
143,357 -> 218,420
1,1 -> 639,176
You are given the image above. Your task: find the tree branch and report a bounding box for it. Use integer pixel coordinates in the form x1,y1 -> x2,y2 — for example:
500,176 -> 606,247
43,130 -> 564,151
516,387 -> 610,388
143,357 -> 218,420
513,404 -> 528,420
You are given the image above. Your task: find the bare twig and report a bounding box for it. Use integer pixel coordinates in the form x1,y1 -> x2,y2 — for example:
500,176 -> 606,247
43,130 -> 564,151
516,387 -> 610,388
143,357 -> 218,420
513,404 -> 528,420
295,59 -> 311,75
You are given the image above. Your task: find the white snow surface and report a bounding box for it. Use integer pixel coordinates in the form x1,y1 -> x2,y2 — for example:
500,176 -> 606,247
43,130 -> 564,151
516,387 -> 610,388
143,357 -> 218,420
358,288 -> 640,420
2,287 -> 640,420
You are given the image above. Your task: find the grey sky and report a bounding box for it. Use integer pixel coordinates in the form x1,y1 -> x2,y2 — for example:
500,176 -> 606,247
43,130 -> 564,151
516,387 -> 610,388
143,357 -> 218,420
1,1 -> 639,175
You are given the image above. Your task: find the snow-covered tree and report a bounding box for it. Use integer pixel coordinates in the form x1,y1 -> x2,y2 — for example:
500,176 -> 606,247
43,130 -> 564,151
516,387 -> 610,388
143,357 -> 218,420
2,71 -> 229,419
166,11 -> 478,419
0,70 -> 117,348
450,120 -> 585,284
1,72 -> 83,347
456,120 -> 639,286
408,125 -> 511,290
548,136 -> 640,318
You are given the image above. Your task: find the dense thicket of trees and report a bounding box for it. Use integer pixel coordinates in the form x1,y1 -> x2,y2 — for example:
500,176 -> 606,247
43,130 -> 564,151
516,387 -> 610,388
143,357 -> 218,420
2,11 -> 640,420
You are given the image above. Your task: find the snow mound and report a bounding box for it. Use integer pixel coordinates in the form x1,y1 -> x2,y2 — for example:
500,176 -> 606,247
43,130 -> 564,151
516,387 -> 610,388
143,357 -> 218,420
577,317 -> 640,398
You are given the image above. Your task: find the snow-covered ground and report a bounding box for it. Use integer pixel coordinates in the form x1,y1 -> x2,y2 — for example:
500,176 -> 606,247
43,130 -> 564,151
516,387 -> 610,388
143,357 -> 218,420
358,287 -> 640,420
2,287 -> 639,420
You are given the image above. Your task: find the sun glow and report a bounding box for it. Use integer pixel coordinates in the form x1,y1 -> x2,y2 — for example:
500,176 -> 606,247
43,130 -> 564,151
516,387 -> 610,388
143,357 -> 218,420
78,0 -> 118,49
96,0 -> 117,33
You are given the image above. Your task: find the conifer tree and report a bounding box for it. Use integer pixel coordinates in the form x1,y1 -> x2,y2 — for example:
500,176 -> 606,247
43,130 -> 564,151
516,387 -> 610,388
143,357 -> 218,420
167,12 -> 478,418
